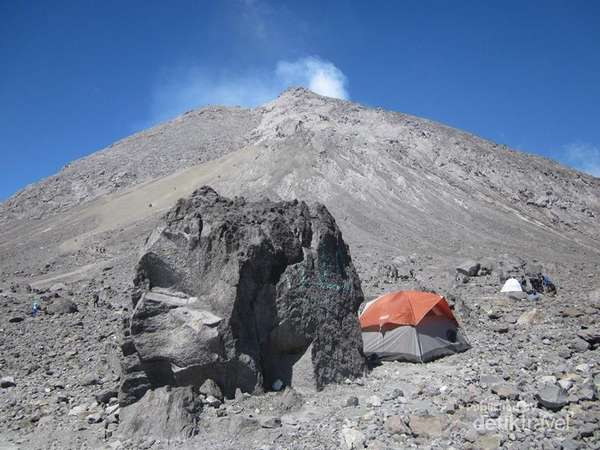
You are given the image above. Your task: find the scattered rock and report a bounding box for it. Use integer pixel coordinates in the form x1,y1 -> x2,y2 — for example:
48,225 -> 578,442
456,260 -> 481,277
46,298 -> 78,314
366,395 -> 382,407
260,416 -> 282,428
408,415 -> 447,438
228,416 -> 260,435
341,427 -> 366,449
536,384 -> 568,411
516,308 -> 542,326
0,376 -> 16,388
199,379 -> 223,401
86,413 -> 103,424
384,415 -> 410,435
203,395 -> 221,408
492,383 -> 519,400
577,328 -> 600,345
345,396 -> 359,407
95,388 -> 118,404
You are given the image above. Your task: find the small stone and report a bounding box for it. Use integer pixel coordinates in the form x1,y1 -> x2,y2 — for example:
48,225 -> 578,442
475,434 -> 503,450
575,363 -> 591,375
228,416 -> 259,434
492,383 -> 519,400
199,379 -> 223,401
0,376 -> 16,388
367,395 -> 382,407
536,384 -> 568,411
68,404 -> 88,416
570,337 -> 590,352
80,374 -> 100,386
203,395 -> 222,408
260,417 -> 281,428
558,379 -> 574,391
341,427 -> 366,449
492,323 -> 510,334
345,396 -> 359,407
516,309 -> 542,326
86,413 -> 103,424
95,388 -> 118,404
384,415 -> 410,435
408,415 -> 447,438
456,260 -> 480,277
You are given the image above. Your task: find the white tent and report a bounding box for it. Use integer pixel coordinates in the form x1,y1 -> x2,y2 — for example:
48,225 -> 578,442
501,277 -> 526,299
501,278 -> 522,292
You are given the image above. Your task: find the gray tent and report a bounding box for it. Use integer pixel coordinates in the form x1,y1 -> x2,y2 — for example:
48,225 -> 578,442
362,314 -> 470,362
359,291 -> 470,363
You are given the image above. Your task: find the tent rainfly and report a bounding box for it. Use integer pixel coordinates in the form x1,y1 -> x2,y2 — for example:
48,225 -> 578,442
359,291 -> 470,363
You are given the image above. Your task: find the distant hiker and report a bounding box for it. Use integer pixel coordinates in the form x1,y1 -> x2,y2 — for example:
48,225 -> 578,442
93,293 -> 100,307
31,302 -> 39,317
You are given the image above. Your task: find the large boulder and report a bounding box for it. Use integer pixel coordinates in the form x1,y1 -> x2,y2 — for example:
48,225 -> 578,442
119,187 -> 366,406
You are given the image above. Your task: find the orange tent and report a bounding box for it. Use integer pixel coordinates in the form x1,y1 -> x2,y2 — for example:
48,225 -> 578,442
359,290 -> 456,332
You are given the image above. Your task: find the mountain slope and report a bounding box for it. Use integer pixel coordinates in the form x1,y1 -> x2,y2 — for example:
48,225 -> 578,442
1,88 -> 599,287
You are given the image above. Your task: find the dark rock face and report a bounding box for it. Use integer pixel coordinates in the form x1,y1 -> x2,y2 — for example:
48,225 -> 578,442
119,187 -> 366,406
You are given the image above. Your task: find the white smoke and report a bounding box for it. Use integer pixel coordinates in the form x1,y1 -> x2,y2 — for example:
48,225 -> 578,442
146,56 -> 349,126
276,57 -> 349,100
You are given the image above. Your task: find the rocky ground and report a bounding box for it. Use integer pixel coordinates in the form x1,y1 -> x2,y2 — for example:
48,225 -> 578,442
1,254 -> 599,449
1,88 -> 599,449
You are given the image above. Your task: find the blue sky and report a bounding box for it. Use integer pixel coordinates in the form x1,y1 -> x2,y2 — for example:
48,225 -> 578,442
1,1 -> 599,200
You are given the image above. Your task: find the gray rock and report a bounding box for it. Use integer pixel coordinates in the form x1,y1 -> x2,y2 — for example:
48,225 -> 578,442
119,386 -> 201,441
0,376 -> 16,388
577,328 -> 600,345
81,374 -> 100,386
570,337 -> 590,352
536,384 -> 568,411
68,404 -> 88,416
198,378 -> 223,401
367,395 -> 382,407
570,380 -> 596,402
345,396 -> 359,407
456,260 -> 481,277
203,395 -> 221,408
341,427 -> 366,449
383,415 -> 410,435
492,383 -> 519,400
408,414 -> 447,438
119,187 -> 366,405
86,413 -> 103,424
95,388 -> 118,404
516,308 -> 542,326
260,416 -> 282,428
228,415 -> 260,435
45,298 -> 78,314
